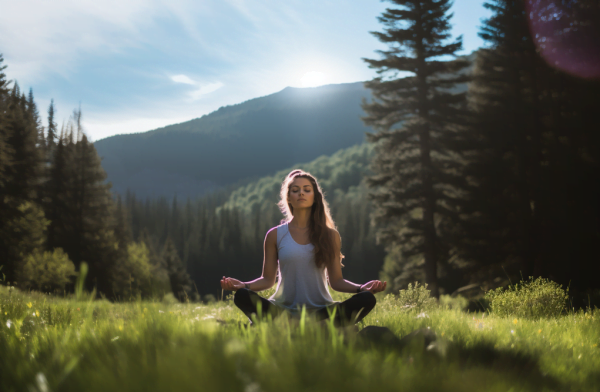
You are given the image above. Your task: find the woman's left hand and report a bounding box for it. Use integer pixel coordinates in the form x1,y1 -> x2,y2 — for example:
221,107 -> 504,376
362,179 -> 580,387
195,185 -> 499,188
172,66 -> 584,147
361,280 -> 387,293
221,277 -> 245,291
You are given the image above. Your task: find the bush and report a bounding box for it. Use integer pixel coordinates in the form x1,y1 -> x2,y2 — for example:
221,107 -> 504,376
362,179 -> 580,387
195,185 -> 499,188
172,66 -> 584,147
484,277 -> 569,319
439,294 -> 469,311
396,282 -> 437,312
18,248 -> 76,292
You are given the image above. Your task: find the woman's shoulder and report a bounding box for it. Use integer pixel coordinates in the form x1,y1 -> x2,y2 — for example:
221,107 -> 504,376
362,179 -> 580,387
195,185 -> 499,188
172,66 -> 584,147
265,223 -> 287,242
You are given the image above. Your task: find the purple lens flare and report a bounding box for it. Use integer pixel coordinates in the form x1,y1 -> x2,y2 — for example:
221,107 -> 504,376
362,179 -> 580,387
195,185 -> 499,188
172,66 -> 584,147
526,0 -> 600,79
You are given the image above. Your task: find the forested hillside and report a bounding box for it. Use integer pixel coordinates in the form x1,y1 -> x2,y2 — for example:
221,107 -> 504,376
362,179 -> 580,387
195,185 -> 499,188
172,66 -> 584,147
94,82 -> 375,199
123,143 -> 386,297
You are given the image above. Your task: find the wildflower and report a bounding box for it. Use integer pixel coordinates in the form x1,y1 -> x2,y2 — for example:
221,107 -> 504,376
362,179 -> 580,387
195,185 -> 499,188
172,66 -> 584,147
6,320 -> 11,329
27,302 -> 32,308
77,308 -> 80,311
538,329 -> 542,334
118,325 -> 123,331
513,319 -> 518,325
35,310 -> 40,317
111,336 -> 119,342
35,373 -> 49,392
511,330 -> 515,334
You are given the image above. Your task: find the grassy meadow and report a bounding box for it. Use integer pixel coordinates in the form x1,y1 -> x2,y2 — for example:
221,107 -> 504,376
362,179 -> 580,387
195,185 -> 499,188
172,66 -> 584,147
1,285 -> 599,392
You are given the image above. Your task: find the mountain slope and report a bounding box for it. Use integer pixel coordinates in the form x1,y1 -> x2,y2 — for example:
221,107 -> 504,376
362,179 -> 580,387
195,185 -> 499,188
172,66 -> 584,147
94,82 -> 375,199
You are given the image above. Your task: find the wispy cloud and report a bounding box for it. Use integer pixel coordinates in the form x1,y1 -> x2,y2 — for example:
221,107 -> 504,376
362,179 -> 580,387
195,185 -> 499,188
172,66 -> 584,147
190,82 -> 224,100
170,74 -> 223,100
171,74 -> 196,85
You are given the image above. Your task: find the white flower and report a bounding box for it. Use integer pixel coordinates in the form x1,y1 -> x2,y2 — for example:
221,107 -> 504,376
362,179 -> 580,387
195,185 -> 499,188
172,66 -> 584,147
35,373 -> 49,392
111,336 -> 119,342
416,312 -> 429,319
6,320 -> 11,329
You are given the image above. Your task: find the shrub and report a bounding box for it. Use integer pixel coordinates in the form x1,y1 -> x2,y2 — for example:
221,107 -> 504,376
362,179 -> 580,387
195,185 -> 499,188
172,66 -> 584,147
484,277 -> 569,319
19,248 -> 76,292
439,294 -> 469,311
396,282 -> 437,312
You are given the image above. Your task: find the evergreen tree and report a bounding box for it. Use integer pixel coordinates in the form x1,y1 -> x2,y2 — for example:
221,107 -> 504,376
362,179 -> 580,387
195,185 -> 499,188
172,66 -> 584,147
362,0 -> 470,296
162,238 -> 196,302
27,88 -> 44,151
461,0 -> 600,290
46,100 -> 57,154
46,110 -> 121,295
0,54 -> 13,192
461,0 -> 553,282
0,79 -> 44,282
45,129 -> 69,252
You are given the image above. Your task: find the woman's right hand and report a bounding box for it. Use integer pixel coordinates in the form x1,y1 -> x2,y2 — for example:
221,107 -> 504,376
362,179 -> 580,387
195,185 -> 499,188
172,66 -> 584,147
220,276 -> 245,291
361,280 -> 387,293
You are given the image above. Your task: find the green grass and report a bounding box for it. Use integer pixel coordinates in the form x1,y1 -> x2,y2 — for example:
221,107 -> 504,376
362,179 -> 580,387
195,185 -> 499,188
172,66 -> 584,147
1,285 -> 599,392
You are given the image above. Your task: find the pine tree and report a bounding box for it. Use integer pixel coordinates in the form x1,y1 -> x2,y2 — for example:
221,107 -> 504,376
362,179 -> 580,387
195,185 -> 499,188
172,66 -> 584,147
0,79 -> 45,282
0,54 -> 13,192
46,109 -> 121,295
459,0 -> 554,285
46,100 -> 57,154
362,0 -> 470,297
461,0 -> 600,290
162,238 -> 196,302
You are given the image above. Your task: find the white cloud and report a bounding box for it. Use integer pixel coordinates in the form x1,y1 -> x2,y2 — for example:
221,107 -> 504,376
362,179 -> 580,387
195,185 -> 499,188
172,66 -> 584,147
171,74 -> 196,85
0,0 -> 157,82
170,74 -> 224,100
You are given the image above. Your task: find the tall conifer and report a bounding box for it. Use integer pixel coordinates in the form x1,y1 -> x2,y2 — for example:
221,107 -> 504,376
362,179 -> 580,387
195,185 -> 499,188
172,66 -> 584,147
46,100 -> 57,153
47,110 -> 121,294
362,0 -> 470,296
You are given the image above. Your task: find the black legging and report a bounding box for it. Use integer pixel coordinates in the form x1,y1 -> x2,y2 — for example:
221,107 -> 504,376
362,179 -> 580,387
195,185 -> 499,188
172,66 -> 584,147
233,288 -> 376,327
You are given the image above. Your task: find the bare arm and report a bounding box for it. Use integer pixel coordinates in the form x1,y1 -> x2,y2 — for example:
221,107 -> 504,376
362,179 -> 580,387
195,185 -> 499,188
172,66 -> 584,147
327,230 -> 386,293
220,227 -> 278,291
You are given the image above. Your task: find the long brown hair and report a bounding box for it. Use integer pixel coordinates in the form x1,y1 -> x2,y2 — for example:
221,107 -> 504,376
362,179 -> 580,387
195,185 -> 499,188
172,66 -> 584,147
277,170 -> 344,269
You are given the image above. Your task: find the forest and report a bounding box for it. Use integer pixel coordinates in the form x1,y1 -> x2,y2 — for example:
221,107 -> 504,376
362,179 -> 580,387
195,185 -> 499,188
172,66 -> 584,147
1,0 -> 599,308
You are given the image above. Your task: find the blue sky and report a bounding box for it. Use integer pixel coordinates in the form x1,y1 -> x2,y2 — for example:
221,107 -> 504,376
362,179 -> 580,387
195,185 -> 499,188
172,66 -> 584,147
0,0 -> 491,141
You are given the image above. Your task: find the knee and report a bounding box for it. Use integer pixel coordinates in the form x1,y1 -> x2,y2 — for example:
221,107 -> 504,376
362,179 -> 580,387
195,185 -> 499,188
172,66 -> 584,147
234,288 -> 250,306
360,290 -> 377,308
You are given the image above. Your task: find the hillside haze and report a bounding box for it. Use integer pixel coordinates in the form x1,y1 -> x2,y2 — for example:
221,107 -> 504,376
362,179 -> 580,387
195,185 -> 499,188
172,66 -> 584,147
94,82 -> 375,199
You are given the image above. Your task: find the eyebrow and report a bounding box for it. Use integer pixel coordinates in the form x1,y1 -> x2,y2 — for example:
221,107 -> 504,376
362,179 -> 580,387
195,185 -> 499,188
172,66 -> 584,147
290,185 -> 312,188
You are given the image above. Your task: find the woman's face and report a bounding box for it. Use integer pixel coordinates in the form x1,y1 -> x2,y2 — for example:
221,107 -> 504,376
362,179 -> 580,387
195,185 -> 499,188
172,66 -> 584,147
288,177 -> 315,210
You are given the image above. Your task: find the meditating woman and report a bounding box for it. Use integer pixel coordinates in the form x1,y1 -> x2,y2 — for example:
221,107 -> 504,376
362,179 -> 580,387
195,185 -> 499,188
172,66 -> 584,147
220,169 -> 386,327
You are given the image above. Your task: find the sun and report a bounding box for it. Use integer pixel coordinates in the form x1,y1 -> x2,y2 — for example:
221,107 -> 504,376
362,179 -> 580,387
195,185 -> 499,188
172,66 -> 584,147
299,71 -> 328,88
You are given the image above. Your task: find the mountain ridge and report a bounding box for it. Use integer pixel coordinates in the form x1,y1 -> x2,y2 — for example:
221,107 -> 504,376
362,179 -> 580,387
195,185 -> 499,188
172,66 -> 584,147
94,81 -> 375,199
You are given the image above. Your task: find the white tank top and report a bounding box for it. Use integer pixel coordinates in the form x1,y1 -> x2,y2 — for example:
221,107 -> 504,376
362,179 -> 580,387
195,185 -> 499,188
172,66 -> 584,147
268,223 -> 335,313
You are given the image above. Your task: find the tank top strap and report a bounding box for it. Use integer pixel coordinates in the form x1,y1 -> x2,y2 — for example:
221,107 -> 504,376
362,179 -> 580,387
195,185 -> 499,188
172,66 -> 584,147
277,222 -> 290,249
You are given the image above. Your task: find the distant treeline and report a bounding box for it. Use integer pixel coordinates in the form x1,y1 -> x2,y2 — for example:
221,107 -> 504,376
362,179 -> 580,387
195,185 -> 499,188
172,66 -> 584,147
0,55 -> 195,301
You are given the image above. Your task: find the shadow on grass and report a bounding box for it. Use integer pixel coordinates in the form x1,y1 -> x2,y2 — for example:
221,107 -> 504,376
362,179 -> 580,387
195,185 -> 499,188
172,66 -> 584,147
355,326 -> 567,392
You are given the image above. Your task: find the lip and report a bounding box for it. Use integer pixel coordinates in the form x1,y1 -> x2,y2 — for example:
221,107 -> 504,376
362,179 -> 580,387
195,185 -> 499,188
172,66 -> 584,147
298,198 -> 306,201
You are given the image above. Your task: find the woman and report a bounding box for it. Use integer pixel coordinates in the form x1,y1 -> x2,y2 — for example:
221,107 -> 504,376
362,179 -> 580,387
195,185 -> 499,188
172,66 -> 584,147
220,169 -> 386,327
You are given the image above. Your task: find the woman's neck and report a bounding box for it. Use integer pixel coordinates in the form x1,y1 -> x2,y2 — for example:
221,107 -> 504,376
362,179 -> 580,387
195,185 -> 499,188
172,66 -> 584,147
290,209 -> 310,228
